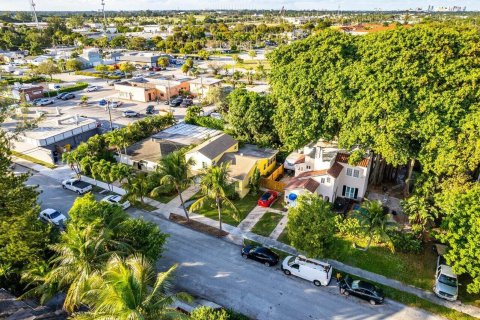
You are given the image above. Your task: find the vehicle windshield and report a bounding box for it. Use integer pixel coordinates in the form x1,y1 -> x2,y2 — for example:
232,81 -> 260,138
50,211 -> 61,219
261,193 -> 271,200
439,274 -> 457,287
287,256 -> 296,266
351,280 -> 360,290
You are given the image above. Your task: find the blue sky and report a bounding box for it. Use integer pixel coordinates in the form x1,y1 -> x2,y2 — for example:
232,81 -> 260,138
0,0 -> 476,11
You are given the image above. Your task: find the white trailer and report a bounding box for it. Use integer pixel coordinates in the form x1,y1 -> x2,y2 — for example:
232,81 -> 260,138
281,255 -> 332,286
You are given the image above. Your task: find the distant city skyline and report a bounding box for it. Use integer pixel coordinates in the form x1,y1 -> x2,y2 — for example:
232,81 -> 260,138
0,0 -> 477,11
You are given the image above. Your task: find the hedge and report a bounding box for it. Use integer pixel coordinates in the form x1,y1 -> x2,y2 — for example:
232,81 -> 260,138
75,71 -> 121,80
2,76 -> 46,84
44,82 -> 89,97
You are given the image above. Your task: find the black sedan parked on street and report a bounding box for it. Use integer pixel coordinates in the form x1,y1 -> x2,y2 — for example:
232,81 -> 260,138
339,276 -> 385,305
241,245 -> 279,267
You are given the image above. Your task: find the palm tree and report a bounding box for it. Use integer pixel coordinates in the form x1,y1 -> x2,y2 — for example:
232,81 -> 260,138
71,254 -> 188,320
123,172 -> 150,205
151,150 -> 195,220
190,162 -> 238,232
353,200 -> 396,252
44,225 -> 125,312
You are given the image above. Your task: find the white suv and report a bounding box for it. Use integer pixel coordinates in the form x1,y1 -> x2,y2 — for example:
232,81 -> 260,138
434,251 -> 458,301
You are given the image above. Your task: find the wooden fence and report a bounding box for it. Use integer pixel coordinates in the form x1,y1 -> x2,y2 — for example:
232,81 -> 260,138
266,164 -> 284,181
260,178 -> 286,192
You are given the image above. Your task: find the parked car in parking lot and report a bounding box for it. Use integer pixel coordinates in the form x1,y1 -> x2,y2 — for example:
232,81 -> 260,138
258,191 -> 278,207
146,105 -> 155,114
56,92 -> 68,99
169,97 -> 183,107
99,99 -> 108,106
110,101 -> 123,108
34,98 -> 54,106
101,195 -> 131,209
62,178 -> 92,194
39,208 -> 67,226
61,93 -> 75,100
123,110 -> 139,118
241,245 -> 279,267
108,79 -> 122,86
180,98 -> 193,108
339,276 -> 385,305
85,85 -> 100,92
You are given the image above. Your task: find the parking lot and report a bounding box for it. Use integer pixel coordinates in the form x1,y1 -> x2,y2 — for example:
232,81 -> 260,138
33,72 -> 216,127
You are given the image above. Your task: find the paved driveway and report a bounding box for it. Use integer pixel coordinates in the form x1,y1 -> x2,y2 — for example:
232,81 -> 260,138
22,168 -> 441,320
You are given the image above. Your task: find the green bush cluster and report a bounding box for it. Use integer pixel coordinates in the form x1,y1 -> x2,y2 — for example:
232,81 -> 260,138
75,70 -> 121,79
387,230 -> 423,254
2,75 -> 46,84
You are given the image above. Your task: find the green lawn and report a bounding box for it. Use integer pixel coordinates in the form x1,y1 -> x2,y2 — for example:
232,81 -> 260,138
152,191 -> 178,204
193,191 -> 261,227
271,198 -> 285,210
329,236 -> 436,292
133,202 -> 157,212
277,227 -> 290,244
251,212 -> 284,237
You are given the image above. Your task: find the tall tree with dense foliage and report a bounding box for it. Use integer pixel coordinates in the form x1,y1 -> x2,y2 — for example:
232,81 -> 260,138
268,29 -> 355,150
190,162 -> 238,231
436,178 -> 480,294
268,24 -> 480,193
287,194 -> 336,257
35,60 -> 60,80
0,86 -> 53,294
151,150 -> 196,220
71,255 -> 186,320
226,88 -> 277,146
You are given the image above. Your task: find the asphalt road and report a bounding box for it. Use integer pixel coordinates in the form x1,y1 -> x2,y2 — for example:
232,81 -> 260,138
21,167 -> 441,320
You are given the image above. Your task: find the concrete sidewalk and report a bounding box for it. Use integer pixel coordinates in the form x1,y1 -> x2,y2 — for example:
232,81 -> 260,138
13,158 -> 480,319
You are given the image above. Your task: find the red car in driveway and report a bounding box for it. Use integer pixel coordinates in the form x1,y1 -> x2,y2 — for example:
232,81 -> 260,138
257,191 -> 278,207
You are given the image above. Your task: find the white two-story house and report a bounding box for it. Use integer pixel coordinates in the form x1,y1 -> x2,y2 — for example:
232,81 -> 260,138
283,140 -> 371,206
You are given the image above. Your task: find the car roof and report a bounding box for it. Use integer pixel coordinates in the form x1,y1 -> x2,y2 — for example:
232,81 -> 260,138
41,208 -> 58,214
439,265 -> 457,278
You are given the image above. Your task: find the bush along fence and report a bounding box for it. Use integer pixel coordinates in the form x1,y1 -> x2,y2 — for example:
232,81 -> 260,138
75,71 -> 122,80
44,82 -> 89,97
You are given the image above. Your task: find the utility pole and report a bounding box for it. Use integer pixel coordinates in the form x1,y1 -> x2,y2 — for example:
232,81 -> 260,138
106,101 -> 113,131
31,0 -> 39,28
101,0 -> 107,34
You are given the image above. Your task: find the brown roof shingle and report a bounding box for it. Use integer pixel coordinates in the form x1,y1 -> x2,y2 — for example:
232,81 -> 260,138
297,169 -> 327,178
327,162 -> 344,178
335,152 -> 369,167
285,178 -> 320,193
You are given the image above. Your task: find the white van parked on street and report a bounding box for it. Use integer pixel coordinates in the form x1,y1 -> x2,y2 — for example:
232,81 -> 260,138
281,255 -> 332,286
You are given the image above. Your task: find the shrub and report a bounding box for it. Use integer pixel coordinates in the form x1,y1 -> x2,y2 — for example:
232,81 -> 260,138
335,215 -> 362,238
387,230 -> 422,254
74,70 -> 121,79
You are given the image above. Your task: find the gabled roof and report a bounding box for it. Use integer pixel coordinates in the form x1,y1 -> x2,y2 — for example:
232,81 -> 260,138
335,152 -> 369,167
327,162 -> 344,178
285,178 -> 320,193
297,169 -> 327,178
188,133 -> 237,160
